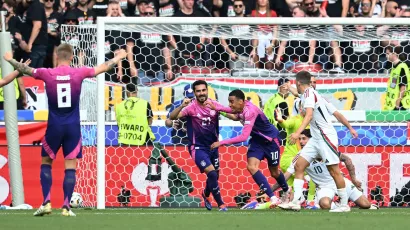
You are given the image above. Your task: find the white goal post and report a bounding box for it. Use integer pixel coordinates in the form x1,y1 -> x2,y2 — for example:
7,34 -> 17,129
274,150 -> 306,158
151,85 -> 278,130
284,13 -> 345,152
93,16 -> 410,209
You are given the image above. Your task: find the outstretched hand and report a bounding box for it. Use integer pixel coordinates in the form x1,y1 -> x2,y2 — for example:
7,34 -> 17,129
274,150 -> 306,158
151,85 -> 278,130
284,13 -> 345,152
349,128 -> 358,139
115,49 -> 127,59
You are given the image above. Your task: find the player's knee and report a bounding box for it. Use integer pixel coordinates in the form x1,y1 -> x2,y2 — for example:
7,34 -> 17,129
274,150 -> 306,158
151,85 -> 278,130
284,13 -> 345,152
269,167 -> 280,178
294,162 -> 305,174
319,198 -> 332,209
207,170 -> 218,180
64,159 -> 77,169
247,164 -> 258,175
42,156 -> 53,165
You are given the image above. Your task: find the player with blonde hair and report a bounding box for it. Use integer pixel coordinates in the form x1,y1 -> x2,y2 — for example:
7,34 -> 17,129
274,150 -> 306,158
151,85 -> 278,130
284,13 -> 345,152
4,43 -> 127,217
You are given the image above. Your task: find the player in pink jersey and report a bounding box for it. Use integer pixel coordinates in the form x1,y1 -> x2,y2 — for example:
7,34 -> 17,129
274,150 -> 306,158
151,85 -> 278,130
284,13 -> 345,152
208,89 -> 289,208
169,80 -> 228,211
4,44 -> 127,217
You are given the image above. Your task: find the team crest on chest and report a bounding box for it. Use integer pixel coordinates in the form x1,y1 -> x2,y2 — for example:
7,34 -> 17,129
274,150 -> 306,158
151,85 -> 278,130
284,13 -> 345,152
210,110 -> 216,116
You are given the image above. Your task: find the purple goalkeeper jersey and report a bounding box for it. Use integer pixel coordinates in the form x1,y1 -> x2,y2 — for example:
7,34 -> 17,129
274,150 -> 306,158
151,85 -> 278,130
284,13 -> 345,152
32,65 -> 95,125
180,99 -> 225,148
220,101 -> 280,145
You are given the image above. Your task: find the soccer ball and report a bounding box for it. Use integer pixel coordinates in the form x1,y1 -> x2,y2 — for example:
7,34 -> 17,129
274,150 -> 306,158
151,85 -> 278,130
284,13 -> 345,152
70,192 -> 83,208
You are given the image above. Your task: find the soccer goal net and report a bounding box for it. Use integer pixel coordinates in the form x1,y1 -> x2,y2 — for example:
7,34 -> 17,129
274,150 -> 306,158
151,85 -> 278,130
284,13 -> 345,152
61,17 -> 410,209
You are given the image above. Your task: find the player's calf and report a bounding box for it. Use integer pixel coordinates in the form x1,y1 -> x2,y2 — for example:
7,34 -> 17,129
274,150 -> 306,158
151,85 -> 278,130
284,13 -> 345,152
40,164 -> 52,206
355,196 -> 371,209
62,159 -> 77,210
206,170 -> 225,208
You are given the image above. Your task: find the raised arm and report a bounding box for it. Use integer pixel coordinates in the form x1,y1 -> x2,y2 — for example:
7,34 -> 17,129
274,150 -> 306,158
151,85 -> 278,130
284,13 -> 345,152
287,81 -> 299,97
94,49 -> 127,76
220,112 -> 240,121
169,98 -> 192,120
3,52 -> 34,76
204,100 -> 234,113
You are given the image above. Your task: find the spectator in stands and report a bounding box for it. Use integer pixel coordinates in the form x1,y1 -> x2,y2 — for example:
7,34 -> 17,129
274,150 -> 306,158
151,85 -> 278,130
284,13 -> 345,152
127,6 -> 173,85
383,46 -> 410,110
343,20 -> 380,74
302,0 -> 344,73
126,0 -> 157,16
71,0 -> 97,25
220,0 -> 253,70
251,0 -> 278,70
263,78 -> 290,145
275,6 -> 317,70
302,0 -> 320,16
89,0 -> 109,17
56,0 -> 77,13
165,84 -> 195,145
61,11 -> 84,66
89,0 -> 130,16
269,0 -> 292,17
44,0 -> 63,68
159,0 -> 179,17
174,0 -> 213,68
0,1 -> 26,110
1,0 -> 17,32
106,0 -> 126,17
381,0 -> 400,17
105,1 -> 128,83
357,0 -> 379,17
377,8 -> 410,64
18,0 -> 48,68
213,0 -> 252,17
324,0 -> 350,17
1,0 -> 19,50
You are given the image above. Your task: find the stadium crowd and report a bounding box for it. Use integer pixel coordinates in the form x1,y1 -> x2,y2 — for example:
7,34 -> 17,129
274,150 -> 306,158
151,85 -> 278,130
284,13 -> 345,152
1,0 -> 410,86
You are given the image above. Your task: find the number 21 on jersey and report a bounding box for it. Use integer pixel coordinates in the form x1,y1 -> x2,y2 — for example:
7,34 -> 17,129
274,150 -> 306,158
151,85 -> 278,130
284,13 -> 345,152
57,83 -> 72,108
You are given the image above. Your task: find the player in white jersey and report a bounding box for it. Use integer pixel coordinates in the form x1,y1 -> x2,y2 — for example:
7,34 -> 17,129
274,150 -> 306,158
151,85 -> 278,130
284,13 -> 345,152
284,71 -> 358,212
275,129 -> 376,210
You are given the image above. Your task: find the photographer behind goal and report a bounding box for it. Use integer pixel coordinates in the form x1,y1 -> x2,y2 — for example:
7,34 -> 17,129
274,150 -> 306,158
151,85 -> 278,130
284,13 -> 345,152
116,83 -> 155,146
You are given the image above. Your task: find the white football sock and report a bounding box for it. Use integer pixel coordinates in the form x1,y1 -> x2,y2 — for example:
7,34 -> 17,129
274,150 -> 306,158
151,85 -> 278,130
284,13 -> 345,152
292,179 -> 304,203
337,188 -> 348,206
331,202 -> 337,210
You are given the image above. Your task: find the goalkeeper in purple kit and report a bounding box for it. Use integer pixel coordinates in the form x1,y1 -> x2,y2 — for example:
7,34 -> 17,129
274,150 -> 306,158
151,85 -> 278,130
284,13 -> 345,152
208,89 -> 289,208
4,44 -> 127,217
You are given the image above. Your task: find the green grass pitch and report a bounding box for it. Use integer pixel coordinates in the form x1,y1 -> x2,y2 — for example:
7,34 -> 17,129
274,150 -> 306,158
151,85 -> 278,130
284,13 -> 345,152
1,208 -> 409,230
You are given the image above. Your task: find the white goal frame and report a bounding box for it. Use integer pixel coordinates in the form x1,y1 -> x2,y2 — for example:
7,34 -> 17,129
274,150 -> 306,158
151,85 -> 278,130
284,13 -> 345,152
95,16 -> 410,209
